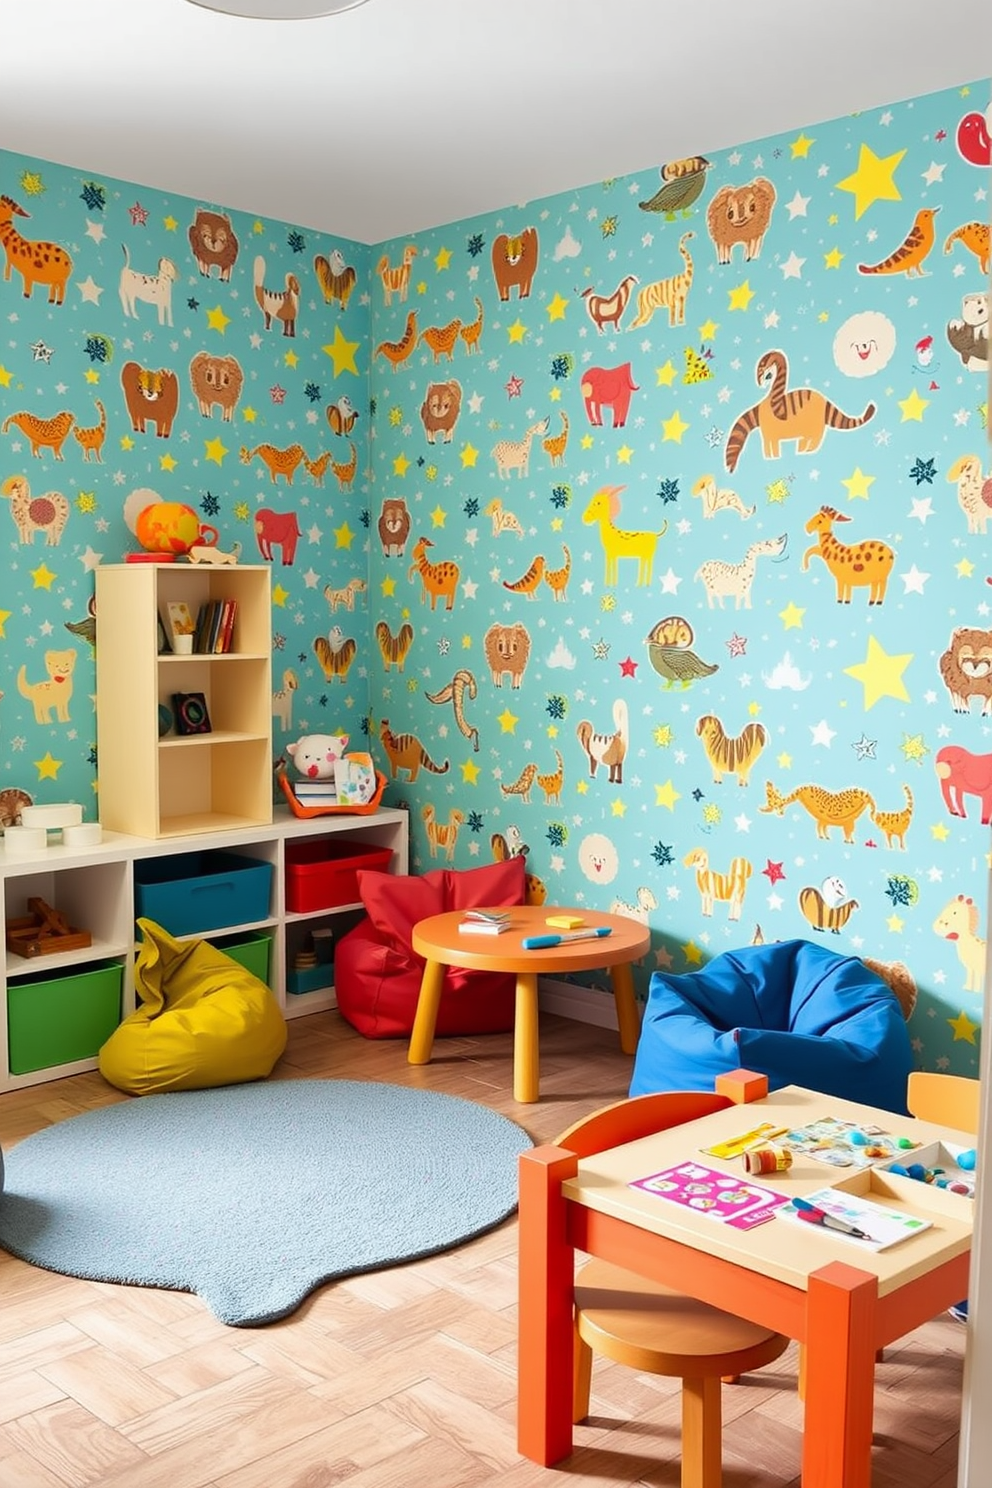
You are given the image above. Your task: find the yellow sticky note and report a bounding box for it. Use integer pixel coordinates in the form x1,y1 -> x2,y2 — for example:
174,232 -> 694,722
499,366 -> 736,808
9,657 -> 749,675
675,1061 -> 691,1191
546,915 -> 584,930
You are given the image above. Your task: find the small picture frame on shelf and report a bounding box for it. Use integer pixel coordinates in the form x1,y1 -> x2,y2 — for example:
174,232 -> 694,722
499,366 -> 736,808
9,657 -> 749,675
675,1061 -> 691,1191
172,691 -> 212,736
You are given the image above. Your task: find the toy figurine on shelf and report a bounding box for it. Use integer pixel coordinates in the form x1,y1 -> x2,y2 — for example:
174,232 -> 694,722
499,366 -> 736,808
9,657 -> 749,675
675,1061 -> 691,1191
277,732 -> 386,819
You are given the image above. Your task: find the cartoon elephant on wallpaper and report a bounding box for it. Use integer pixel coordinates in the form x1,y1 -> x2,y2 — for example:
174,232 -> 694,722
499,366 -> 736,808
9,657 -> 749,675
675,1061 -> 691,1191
580,362 -> 639,428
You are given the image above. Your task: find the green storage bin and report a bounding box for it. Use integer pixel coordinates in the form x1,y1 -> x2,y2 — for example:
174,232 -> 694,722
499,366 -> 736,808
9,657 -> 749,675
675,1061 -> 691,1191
210,931 -> 272,987
8,960 -> 123,1075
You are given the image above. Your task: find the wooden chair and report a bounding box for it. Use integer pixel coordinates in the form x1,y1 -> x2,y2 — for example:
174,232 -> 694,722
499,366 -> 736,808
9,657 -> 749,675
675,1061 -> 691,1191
557,1092 -> 790,1488
907,1071 -> 980,1135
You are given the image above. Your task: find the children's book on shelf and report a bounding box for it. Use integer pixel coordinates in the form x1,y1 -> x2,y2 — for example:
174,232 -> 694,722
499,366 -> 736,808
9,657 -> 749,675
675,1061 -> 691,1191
629,1160 -> 791,1231
779,1186 -> 933,1252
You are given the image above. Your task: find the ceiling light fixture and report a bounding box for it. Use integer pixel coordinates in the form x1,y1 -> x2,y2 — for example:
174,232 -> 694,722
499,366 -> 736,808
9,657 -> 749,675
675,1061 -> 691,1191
186,0 -> 370,18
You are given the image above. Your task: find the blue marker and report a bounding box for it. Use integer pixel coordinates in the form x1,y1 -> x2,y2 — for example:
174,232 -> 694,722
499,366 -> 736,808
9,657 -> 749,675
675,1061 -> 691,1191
522,927 -> 613,950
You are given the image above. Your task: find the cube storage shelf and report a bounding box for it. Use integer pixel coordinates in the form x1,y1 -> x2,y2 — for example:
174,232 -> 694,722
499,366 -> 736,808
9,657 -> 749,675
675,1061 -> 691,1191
0,805 -> 408,1091
95,563 -> 274,839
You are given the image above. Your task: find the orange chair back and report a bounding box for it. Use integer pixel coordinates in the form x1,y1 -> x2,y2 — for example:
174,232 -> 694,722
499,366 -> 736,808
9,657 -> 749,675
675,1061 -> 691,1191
907,1072 -> 980,1136
555,1089 -> 731,1159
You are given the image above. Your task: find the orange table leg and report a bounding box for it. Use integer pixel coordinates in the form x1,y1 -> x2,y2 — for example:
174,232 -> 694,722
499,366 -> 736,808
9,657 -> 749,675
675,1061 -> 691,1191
609,959 -> 641,1056
517,1145 -> 578,1465
514,971 -> 540,1103
408,958 -> 445,1066
802,1261 -> 877,1488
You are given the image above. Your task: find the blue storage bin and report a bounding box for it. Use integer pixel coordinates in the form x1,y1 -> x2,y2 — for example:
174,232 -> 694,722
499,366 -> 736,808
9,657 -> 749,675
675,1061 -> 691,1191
134,851 -> 273,937
287,963 -> 333,996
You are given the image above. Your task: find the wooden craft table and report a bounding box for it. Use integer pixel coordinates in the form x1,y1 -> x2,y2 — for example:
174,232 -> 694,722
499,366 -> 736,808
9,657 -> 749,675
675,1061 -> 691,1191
409,906 -> 650,1103
518,1081 -> 974,1486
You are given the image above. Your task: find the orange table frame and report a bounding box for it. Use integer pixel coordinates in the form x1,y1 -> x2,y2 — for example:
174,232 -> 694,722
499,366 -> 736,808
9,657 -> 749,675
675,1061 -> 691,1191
409,907 -> 650,1103
517,1081 -> 974,1486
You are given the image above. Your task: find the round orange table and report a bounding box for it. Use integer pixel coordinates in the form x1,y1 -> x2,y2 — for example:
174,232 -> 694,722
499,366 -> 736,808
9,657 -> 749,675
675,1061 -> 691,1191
409,907 -> 650,1103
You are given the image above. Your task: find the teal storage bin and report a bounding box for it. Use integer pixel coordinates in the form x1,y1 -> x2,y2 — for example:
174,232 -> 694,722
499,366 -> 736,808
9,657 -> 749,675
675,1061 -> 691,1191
210,931 -> 273,987
134,851 -> 273,937
8,960 -> 123,1074
287,963 -> 333,996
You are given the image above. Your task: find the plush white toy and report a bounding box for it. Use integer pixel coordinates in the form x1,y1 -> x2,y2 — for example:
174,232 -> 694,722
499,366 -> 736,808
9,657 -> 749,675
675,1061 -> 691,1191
285,733 -> 350,780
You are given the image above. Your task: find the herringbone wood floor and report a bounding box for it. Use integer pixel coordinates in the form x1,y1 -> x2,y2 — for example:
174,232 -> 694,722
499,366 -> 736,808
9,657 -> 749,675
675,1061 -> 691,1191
0,1011 -> 966,1488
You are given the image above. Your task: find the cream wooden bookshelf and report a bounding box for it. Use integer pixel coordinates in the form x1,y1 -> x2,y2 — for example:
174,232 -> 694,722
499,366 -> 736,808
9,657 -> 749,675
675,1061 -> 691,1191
0,807 -> 409,1092
95,563 -> 273,838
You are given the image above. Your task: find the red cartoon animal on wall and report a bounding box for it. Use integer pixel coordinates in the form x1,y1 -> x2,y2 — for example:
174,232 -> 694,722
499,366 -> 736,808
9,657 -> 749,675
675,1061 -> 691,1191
935,744 -> 992,825
580,363 -> 639,428
255,508 -> 301,565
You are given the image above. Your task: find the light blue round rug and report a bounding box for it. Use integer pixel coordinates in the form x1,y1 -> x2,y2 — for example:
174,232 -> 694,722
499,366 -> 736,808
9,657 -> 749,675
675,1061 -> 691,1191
0,1080 -> 532,1327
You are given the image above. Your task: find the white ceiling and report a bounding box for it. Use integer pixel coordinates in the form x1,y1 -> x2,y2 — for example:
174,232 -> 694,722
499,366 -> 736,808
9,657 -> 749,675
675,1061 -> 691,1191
2,0 -> 988,245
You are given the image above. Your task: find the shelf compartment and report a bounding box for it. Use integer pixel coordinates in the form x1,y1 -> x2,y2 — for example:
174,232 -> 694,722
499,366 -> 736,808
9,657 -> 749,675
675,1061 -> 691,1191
157,737 -> 272,833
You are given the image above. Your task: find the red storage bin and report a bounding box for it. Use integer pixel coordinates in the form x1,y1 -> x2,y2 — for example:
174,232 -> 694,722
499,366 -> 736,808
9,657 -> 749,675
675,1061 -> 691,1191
285,839 -> 393,913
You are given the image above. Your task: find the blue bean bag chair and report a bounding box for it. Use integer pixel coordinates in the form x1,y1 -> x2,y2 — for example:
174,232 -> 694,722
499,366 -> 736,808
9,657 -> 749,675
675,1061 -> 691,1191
630,940 -> 913,1114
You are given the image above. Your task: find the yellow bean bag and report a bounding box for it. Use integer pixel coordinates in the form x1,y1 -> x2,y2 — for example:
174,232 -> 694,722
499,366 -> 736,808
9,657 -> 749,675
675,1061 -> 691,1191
99,918 -> 287,1096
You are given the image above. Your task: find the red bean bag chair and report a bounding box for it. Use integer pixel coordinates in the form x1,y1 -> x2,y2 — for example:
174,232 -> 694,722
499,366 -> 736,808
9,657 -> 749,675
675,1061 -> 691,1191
334,857 -> 526,1039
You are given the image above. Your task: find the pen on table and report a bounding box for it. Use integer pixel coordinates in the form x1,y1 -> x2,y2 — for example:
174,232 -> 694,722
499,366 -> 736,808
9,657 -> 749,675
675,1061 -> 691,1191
522,927 -> 613,950
793,1196 -> 876,1242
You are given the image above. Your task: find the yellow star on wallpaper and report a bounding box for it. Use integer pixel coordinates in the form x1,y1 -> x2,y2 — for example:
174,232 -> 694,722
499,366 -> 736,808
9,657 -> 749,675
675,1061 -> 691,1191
163,215 -> 178,232
886,914 -> 905,933
546,293 -> 568,321
322,325 -> 360,376
393,454 -> 411,477
0,365 -> 12,388
661,410 -> 689,442
460,759 -> 481,785
497,709 -> 519,733
547,724 -> 558,739
790,133 -> 815,159
898,388 -> 929,421
777,752 -> 793,769
956,558 -> 975,578
120,434 -> 134,451
580,433 -> 595,450
576,779 -> 589,795
747,700 -> 762,717
31,564 -> 55,589
416,281 -> 428,296
84,368 -> 100,384
551,516 -> 563,532
948,1010 -> 979,1044
698,319 -> 719,341
460,443 -> 478,468
34,753 -> 62,781
206,305 -> 230,334
461,634 -> 472,649
655,780 -> 681,810
0,609 -> 10,637
381,575 -> 396,598
616,445 -> 633,464
242,406 -> 257,423
159,453 -> 177,473
271,584 -> 289,606
252,220 -> 264,235
683,940 -> 704,966
728,280 -> 755,311
334,522 -> 355,549
901,733 -> 928,763
507,319 -> 528,343
824,247 -> 845,269
655,360 -> 677,387
284,350 -> 299,369
779,601 -> 805,629
842,467 -> 875,501
430,505 -> 446,527
931,821 -> 950,841
204,437 -> 228,465
844,634 -> 912,709
835,144 -> 906,219
434,246 -> 452,271
611,798 -> 626,817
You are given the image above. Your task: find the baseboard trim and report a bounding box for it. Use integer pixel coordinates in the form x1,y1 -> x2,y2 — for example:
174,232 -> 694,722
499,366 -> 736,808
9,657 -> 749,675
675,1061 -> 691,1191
538,976 -> 621,1030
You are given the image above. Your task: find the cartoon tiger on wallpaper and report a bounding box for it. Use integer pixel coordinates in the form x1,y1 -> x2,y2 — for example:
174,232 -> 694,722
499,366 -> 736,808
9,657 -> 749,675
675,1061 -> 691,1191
374,619 -> 414,672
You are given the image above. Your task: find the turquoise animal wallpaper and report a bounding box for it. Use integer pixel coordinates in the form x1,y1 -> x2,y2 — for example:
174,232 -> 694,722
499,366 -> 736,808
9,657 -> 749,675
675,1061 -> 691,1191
366,80 -> 991,1077
0,155 -> 372,825
1,77 -> 990,1077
